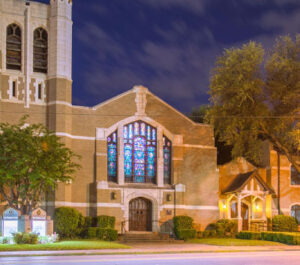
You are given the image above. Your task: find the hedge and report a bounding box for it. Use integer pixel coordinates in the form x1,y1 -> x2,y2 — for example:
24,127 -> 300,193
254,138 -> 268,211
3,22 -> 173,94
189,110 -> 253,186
97,215 -> 116,229
237,231 -> 261,240
176,229 -> 196,240
54,207 -> 83,239
272,215 -> 298,232
97,228 -> 118,241
237,231 -> 300,245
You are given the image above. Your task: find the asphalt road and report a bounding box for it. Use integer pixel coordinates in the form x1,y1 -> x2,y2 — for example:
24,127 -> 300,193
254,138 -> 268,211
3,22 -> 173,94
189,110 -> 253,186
1,251 -> 300,265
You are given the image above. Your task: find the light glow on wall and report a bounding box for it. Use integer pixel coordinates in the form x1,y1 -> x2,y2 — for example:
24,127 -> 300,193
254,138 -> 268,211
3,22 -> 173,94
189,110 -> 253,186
3,220 -> 18,237
32,220 -> 46,236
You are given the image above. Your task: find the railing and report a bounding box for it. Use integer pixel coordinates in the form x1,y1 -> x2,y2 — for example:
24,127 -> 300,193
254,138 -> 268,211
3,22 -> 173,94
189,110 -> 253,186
250,221 -> 283,232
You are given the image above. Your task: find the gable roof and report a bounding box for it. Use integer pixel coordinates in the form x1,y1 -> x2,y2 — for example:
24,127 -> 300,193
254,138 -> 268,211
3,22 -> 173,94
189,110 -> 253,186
222,170 -> 274,194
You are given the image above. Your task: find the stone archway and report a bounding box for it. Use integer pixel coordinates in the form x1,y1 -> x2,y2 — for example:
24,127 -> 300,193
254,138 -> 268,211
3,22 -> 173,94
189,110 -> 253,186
129,197 -> 152,231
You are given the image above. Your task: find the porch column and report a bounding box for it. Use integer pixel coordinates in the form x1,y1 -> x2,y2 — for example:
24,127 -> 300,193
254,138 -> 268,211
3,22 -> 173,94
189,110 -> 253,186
262,195 -> 267,220
237,194 -> 242,231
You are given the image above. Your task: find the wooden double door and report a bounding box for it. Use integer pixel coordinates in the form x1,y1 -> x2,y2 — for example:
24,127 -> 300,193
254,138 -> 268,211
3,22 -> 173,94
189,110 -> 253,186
129,197 -> 152,231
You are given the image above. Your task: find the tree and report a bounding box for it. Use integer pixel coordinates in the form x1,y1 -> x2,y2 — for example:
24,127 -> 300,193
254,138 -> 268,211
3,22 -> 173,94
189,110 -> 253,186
0,117 -> 81,215
207,35 -> 300,172
189,105 -> 233,165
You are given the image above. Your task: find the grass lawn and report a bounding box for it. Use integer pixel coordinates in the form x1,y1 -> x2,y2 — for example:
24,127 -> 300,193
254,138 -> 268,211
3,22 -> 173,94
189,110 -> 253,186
188,238 -> 284,246
0,240 -> 130,251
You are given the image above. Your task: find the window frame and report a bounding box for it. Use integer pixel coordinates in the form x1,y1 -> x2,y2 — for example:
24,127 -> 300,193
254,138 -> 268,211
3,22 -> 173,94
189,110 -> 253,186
6,24 -> 22,71
33,27 -> 48,74
291,165 -> 300,186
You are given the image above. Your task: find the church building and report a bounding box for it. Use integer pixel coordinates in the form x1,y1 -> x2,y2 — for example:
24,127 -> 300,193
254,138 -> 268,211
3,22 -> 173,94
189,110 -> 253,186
0,0 -> 220,233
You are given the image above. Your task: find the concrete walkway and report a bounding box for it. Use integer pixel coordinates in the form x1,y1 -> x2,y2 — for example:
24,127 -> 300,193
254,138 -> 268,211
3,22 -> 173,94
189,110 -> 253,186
1,242 -> 300,257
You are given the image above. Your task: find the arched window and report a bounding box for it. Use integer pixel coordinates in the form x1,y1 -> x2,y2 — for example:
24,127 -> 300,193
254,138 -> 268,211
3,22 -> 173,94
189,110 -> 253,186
291,205 -> 300,223
6,24 -> 22,70
107,131 -> 118,182
163,136 -> 172,184
33,28 -> 48,73
123,121 -> 156,183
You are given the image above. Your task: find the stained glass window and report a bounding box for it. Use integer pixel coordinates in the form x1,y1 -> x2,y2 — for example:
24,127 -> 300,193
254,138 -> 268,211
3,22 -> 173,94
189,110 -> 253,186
163,136 -> 172,184
107,131 -> 118,182
124,121 -> 156,183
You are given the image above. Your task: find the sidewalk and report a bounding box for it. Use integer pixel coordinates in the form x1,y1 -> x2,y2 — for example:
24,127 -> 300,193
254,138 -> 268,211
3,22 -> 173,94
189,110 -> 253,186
1,242 -> 300,257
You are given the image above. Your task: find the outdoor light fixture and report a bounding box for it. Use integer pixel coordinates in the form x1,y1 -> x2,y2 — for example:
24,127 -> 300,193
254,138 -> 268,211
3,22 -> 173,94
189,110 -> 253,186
223,204 -> 226,209
255,204 -> 260,210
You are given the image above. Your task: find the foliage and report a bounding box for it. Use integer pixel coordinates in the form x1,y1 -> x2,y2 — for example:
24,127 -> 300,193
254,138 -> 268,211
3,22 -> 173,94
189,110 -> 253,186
207,35 -> 300,171
215,219 -> 238,237
272,215 -> 298,232
86,227 -> 98,238
173,216 -> 193,230
176,229 -> 196,240
0,116 -> 81,214
237,231 -> 262,240
188,105 -> 210,123
97,215 -> 116,229
38,234 -> 59,244
13,233 -> 38,244
0,237 -> 10,244
54,207 -> 82,239
96,228 -> 118,241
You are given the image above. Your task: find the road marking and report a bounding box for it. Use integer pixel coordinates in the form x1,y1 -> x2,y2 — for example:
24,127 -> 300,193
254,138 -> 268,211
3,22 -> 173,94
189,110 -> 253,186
1,252 -> 300,264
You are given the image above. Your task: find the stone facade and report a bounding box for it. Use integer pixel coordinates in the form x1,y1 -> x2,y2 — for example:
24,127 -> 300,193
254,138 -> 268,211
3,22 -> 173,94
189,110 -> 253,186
0,0 -> 219,233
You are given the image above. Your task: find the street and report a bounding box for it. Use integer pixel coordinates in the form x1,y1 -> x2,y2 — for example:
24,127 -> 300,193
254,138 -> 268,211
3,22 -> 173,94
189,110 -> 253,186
1,251 -> 300,265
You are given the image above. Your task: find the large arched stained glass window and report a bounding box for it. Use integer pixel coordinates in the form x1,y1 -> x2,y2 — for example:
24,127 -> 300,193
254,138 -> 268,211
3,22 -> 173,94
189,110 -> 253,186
163,136 -> 172,184
107,131 -> 118,182
33,27 -> 48,73
124,121 -> 156,183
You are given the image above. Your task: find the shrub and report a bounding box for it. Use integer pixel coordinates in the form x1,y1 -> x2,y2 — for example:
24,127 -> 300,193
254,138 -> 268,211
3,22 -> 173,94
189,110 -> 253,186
86,227 -> 98,238
272,215 -> 298,232
202,230 -> 211,238
13,233 -> 38,244
175,229 -> 196,240
97,215 -> 116,229
173,216 -> 194,239
54,207 -> 82,238
261,232 -> 300,245
237,231 -> 261,240
96,228 -> 118,241
0,237 -> 10,244
215,219 -> 238,237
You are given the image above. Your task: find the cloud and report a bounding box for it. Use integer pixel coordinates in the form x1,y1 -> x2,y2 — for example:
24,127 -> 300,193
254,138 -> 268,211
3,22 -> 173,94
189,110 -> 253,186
139,0 -> 207,15
75,20 -> 219,111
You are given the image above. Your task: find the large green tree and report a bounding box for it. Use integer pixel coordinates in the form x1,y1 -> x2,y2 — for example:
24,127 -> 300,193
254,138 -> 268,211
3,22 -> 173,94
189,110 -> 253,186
207,35 -> 300,172
0,117 -> 81,215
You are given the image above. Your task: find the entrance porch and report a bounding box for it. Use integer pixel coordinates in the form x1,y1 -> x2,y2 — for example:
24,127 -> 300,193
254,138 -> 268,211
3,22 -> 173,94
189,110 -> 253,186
220,171 -> 274,231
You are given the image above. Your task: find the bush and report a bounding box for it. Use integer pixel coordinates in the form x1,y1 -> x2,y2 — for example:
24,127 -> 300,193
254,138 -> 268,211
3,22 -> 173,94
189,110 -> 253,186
173,216 -> 194,239
54,207 -> 82,239
176,229 -> 196,240
97,215 -> 116,229
237,231 -> 261,240
261,232 -> 300,245
272,215 -> 298,232
13,233 -> 38,244
86,227 -> 98,238
0,237 -> 10,244
215,219 -> 238,237
96,228 -> 118,241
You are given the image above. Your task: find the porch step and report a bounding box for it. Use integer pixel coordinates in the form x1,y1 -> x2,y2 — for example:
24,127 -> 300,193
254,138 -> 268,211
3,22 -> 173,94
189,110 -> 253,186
121,232 -> 174,243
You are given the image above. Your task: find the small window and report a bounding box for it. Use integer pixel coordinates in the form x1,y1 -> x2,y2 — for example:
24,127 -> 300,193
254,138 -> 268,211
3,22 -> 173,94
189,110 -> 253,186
38,84 -> 42,100
291,166 -> 300,185
6,24 -> 22,70
33,28 -> 48,73
12,81 -> 17,98
291,205 -> 300,223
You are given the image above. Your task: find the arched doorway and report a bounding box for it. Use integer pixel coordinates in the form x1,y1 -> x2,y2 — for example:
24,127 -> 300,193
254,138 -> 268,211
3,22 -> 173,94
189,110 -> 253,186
129,197 -> 152,231
241,203 -> 249,230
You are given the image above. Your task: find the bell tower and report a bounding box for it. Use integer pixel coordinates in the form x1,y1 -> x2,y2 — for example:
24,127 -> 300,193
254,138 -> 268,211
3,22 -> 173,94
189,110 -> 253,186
48,0 -> 73,104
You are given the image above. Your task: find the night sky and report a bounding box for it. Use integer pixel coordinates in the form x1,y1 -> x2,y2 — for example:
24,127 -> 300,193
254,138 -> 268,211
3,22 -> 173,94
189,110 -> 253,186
35,0 -> 300,113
